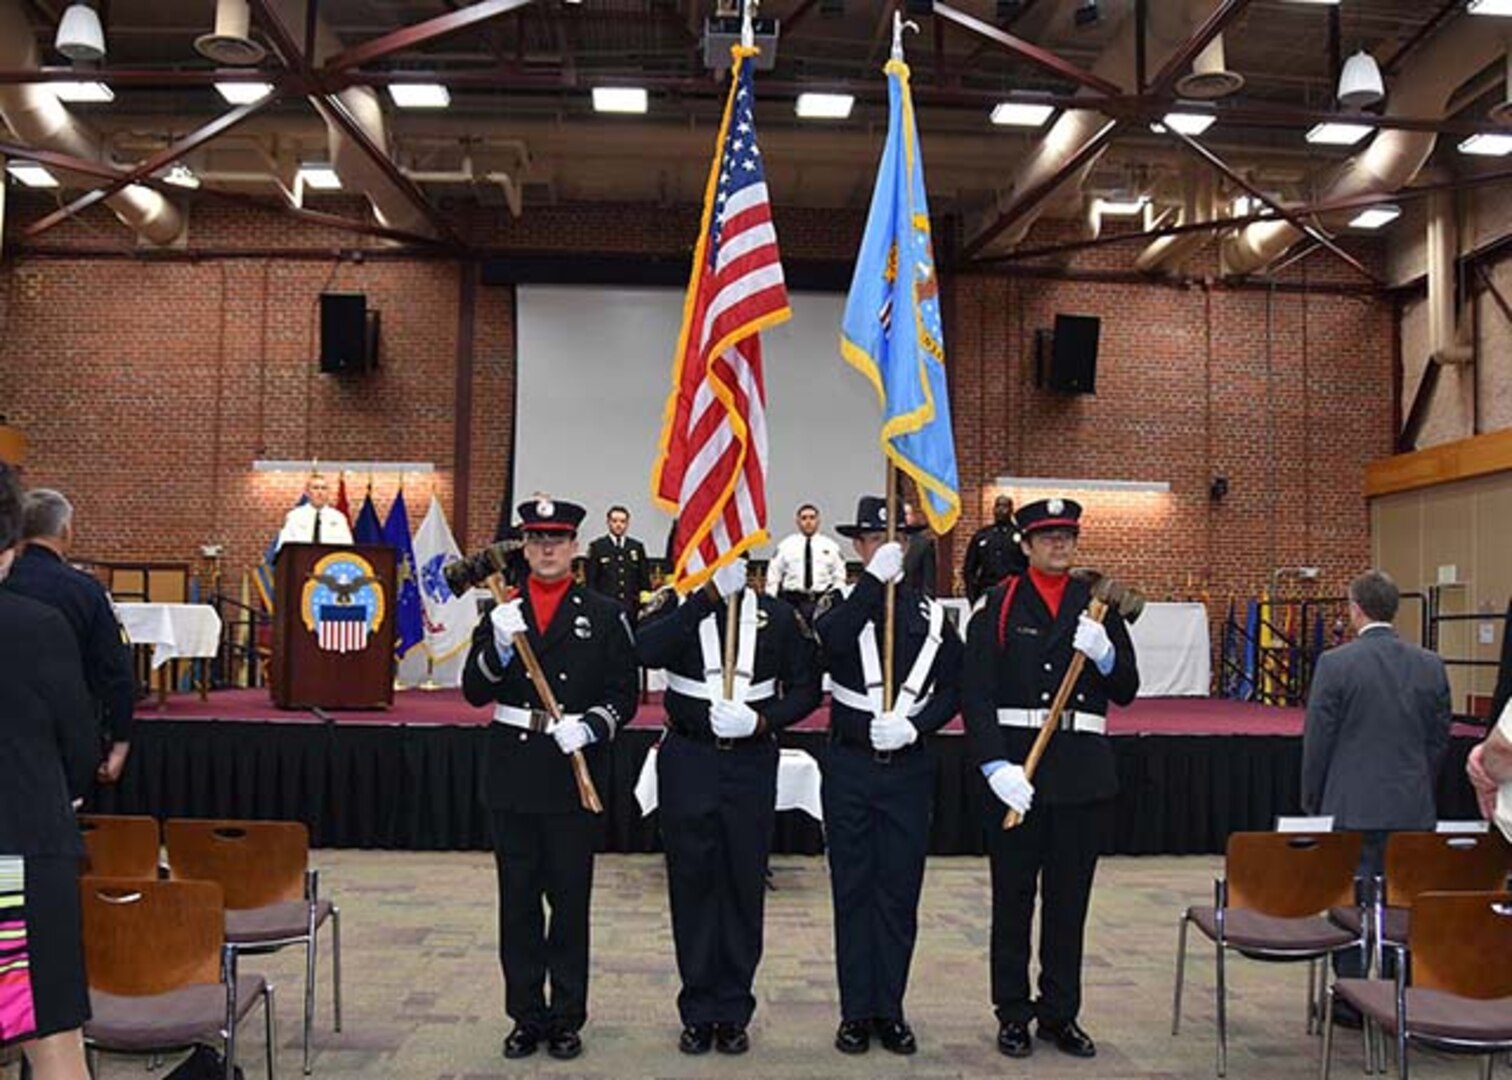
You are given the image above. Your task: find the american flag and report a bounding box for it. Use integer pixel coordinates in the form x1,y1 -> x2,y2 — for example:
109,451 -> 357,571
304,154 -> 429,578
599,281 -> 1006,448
651,45 -> 790,592
318,605 -> 370,653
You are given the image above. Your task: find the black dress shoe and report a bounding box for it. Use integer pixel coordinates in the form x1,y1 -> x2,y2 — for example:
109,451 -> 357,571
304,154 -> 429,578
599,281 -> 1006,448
679,1023 -> 714,1055
714,1022 -> 750,1055
502,1025 -> 540,1059
1038,1019 -> 1097,1058
834,1019 -> 870,1054
546,1029 -> 582,1060
997,1021 -> 1032,1058
876,1018 -> 917,1055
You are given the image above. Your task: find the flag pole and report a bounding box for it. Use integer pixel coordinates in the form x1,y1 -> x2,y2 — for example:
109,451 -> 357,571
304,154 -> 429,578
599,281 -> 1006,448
883,461 -> 897,713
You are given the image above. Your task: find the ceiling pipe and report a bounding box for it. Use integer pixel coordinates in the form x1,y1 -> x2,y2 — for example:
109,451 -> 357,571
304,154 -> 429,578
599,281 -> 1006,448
1135,162 -> 1214,272
0,0 -> 183,245
1221,17 -> 1506,277
1426,190 -> 1472,365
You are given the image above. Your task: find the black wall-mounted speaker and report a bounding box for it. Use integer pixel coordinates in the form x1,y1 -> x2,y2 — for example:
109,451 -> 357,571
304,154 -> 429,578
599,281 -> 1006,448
319,292 -> 379,374
1046,313 -> 1099,394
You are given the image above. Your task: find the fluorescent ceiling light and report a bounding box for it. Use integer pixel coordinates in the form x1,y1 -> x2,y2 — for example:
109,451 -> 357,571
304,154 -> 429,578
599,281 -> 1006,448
592,86 -> 647,114
1160,110 -> 1216,135
795,92 -> 854,119
51,80 -> 113,102
1306,121 -> 1373,146
6,161 -> 59,188
1348,204 -> 1401,229
387,83 -> 450,109
297,164 -> 342,190
1281,0 -> 1339,4
162,163 -> 200,189
1459,132 -> 1512,156
215,81 -> 273,104
1097,195 -> 1148,215
1231,194 -> 1276,218
991,101 -> 1055,128
1468,0 -> 1512,14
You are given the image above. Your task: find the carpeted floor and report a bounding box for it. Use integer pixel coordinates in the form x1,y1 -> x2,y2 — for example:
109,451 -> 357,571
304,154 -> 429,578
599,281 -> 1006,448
86,850 -> 1481,1079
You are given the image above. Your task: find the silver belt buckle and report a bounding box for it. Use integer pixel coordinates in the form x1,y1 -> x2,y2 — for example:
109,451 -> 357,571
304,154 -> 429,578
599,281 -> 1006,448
530,709 -> 553,732
716,736 -> 735,751
1059,710 -> 1076,732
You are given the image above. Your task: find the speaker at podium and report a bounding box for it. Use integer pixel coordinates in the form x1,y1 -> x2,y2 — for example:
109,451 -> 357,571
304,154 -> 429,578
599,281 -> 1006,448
271,542 -> 396,709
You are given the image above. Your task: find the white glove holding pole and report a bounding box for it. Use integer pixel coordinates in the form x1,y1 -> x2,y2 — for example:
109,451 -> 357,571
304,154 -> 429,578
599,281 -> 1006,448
870,710 -> 919,751
709,696 -> 760,739
491,599 -> 527,660
1073,613 -> 1114,673
713,558 -> 749,599
552,717 -> 593,755
864,541 -> 905,584
988,764 -> 1035,814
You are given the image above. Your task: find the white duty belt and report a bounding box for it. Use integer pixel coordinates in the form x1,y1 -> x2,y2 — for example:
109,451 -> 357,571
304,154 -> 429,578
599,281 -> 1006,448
832,598 -> 946,718
493,704 -> 583,731
996,707 -> 1106,736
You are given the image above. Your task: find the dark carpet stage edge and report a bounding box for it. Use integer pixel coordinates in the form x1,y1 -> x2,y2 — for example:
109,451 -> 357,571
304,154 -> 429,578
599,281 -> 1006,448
93,690 -> 1483,856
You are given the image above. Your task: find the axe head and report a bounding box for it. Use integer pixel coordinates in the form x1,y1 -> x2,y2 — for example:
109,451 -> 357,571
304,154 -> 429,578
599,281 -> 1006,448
1075,569 -> 1147,624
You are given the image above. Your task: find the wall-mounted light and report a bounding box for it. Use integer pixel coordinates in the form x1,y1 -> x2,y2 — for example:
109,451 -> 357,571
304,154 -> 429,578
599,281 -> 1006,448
1209,475 -> 1229,502
253,461 -> 436,474
994,477 -> 1171,495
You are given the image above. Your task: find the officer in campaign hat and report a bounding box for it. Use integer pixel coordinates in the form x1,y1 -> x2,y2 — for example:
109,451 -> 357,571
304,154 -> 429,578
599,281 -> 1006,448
462,495 -> 639,1062
814,495 -> 961,1056
961,497 -> 1139,1061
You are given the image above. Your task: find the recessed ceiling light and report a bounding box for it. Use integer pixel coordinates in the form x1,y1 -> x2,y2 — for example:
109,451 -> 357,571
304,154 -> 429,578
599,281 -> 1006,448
1468,0 -> 1512,14
1097,195 -> 1148,216
51,80 -> 113,102
1459,132 -> 1512,156
1348,204 -> 1401,229
296,164 -> 342,190
162,163 -> 200,189
795,92 -> 854,119
1306,121 -> 1373,146
990,101 -> 1055,128
215,81 -> 273,104
387,83 -> 450,109
1159,111 -> 1216,135
6,161 -> 59,188
592,87 -> 647,114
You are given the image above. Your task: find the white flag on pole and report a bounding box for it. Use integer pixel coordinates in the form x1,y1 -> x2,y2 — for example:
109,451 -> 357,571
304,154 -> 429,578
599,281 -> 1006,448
412,494 -> 474,665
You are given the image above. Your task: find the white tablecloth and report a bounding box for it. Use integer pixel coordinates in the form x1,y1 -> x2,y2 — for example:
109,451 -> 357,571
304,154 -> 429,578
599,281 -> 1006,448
634,745 -> 823,821
115,602 -> 223,670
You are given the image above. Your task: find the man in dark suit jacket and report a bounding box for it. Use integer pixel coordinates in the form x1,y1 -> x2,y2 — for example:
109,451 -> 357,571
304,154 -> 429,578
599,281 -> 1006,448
583,505 -> 652,621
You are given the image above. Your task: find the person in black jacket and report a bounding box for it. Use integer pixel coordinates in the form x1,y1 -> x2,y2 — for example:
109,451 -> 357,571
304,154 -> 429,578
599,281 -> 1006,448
962,495 -> 1027,602
814,496 -> 961,1057
0,465 -> 98,1078
582,506 -> 652,622
962,497 -> 1139,1061
461,496 -> 638,1063
635,556 -> 821,1056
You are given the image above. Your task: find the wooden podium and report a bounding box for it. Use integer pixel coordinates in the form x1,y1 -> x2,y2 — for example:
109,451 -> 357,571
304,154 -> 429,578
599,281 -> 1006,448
270,542 -> 396,709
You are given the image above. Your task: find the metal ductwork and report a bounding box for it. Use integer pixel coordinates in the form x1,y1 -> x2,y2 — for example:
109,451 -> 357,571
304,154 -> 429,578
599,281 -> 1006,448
1175,33 -> 1244,100
267,0 -> 436,239
0,0 -> 183,245
1221,18 -> 1506,276
1426,190 -> 1472,365
1135,164 -> 1214,273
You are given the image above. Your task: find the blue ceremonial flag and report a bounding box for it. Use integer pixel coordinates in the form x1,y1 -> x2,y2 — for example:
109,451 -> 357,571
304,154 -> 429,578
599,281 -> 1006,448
840,53 -> 960,534
353,487 -> 383,546
255,493 -> 306,612
382,489 -> 425,662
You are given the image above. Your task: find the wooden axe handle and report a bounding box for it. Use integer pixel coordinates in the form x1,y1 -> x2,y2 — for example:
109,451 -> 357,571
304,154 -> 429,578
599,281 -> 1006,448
1002,596 -> 1108,830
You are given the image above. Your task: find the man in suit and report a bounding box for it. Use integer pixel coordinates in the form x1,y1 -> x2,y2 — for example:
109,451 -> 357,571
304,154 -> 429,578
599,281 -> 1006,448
462,496 -> 639,1062
276,473 -> 353,549
962,497 -> 1139,1061
583,505 -> 652,622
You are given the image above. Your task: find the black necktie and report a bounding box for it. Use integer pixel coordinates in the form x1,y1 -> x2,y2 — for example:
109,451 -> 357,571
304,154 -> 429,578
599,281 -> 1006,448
803,536 -> 813,592
312,509 -> 322,545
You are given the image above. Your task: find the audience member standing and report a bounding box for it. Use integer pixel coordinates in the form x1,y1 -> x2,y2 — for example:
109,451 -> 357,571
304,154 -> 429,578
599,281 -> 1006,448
962,495 -> 1027,602
764,504 -> 847,623
583,506 -> 652,623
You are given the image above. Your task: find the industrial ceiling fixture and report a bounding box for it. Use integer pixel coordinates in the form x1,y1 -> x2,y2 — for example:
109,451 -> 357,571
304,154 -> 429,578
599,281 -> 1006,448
1348,204 -> 1400,229
52,80 -> 113,102
592,87 -> 648,114
1175,35 -> 1244,100
214,81 -> 274,104
795,92 -> 854,119
1467,0 -> 1512,14
990,101 -> 1055,128
194,0 -> 266,65
54,2 -> 105,62
1305,121 -> 1373,146
1336,50 -> 1385,108
388,83 -> 452,109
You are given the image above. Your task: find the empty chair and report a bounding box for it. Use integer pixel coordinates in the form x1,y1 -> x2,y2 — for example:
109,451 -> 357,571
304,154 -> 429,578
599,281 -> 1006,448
78,813 -> 161,879
80,876 -> 275,1080
1172,830 -> 1365,1077
164,819 -> 341,1076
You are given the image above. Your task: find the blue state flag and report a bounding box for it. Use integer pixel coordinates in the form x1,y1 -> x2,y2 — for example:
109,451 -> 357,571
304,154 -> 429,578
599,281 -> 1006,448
840,54 -> 960,534
255,493 -> 306,612
353,489 -> 384,546
382,489 -> 425,662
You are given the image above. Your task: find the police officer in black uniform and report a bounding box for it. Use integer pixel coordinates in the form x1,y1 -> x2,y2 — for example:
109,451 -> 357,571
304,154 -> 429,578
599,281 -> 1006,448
3,488 -> 134,785
635,555 -> 821,1056
583,505 -> 652,621
962,494 -> 1028,603
462,496 -> 638,1063
814,496 -> 961,1057
961,497 -> 1138,1061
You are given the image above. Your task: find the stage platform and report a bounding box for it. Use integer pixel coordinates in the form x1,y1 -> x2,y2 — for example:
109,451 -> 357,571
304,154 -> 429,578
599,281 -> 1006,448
97,690 -> 1482,857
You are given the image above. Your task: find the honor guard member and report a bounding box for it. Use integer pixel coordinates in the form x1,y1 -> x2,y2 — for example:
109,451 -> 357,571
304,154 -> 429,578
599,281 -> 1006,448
462,496 -> 639,1063
764,503 -> 847,623
3,488 -> 135,784
962,495 -> 1027,602
635,556 -> 822,1056
814,497 -> 961,1056
583,505 -> 653,622
961,497 -> 1138,1061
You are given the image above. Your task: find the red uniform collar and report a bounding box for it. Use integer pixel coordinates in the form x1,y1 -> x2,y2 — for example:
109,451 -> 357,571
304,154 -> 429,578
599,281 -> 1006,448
1027,566 -> 1069,618
527,575 -> 572,631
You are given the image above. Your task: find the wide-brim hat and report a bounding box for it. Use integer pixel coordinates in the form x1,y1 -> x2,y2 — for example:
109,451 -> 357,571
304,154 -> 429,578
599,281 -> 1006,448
516,496 -> 586,534
835,495 -> 925,538
1017,497 -> 1083,536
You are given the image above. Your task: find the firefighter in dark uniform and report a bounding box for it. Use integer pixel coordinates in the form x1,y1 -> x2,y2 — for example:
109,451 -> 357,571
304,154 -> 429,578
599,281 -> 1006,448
583,505 -> 652,622
814,496 -> 961,1057
2,488 -> 134,784
461,496 -> 639,1063
961,497 -> 1138,1061
962,494 -> 1028,602
635,555 -> 821,1056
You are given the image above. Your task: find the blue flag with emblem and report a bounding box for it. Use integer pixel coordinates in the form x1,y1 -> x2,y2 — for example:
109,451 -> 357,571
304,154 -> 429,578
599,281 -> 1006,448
840,51 -> 960,535
382,488 -> 425,662
255,493 -> 306,612
353,487 -> 383,546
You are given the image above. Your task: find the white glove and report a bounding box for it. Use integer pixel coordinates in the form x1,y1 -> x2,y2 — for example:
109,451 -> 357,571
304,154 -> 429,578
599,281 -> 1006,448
870,710 -> 919,751
864,541 -> 905,584
709,696 -> 760,739
491,599 -> 527,654
1073,613 -> 1114,670
988,764 -> 1035,814
552,717 -> 593,755
713,558 -> 749,599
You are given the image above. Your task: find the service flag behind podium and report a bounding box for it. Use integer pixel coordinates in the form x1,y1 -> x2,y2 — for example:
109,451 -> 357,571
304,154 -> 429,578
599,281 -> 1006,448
651,43 -> 789,592
841,55 -> 960,534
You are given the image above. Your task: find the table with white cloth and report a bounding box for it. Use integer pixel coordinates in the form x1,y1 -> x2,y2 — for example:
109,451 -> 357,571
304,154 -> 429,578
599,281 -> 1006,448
115,602 -> 223,702
634,745 -> 824,821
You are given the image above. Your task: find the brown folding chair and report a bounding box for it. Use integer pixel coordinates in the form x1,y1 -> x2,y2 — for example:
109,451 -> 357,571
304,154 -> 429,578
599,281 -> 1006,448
80,876 -> 275,1080
1323,890 -> 1512,1080
78,813 -> 161,879
1172,831 -> 1366,1077
164,819 -> 341,1076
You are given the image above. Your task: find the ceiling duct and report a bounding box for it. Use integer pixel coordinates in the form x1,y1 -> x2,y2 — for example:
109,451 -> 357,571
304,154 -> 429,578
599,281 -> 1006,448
1175,34 -> 1244,100
195,0 -> 267,66
0,0 -> 183,245
1134,163 -> 1214,273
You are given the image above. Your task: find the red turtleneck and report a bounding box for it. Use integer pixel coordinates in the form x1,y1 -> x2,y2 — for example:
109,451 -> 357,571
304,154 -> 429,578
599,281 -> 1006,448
528,575 -> 572,631
1028,566 -> 1068,618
